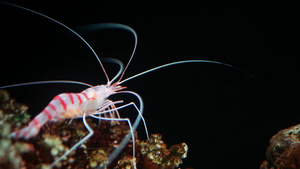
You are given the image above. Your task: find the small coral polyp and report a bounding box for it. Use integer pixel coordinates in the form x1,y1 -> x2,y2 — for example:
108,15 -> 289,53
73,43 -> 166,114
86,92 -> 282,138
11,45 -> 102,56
0,90 -> 188,168
140,134 -> 188,169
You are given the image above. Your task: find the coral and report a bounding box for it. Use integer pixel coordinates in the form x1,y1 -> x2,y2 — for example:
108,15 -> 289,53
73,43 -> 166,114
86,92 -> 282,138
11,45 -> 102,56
0,90 -> 33,169
0,90 -> 188,168
87,149 -> 109,168
139,134 -> 188,169
0,90 -> 30,129
260,124 -> 300,169
114,155 -> 136,169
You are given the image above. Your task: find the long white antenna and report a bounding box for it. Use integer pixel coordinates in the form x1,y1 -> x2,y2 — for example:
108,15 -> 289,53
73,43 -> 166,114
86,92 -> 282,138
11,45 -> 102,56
119,60 -> 254,84
74,23 -> 138,84
101,58 -> 124,83
0,80 -> 92,89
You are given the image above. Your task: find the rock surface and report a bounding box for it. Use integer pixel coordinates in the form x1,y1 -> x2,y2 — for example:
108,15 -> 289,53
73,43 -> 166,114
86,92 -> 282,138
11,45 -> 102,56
260,124 -> 300,169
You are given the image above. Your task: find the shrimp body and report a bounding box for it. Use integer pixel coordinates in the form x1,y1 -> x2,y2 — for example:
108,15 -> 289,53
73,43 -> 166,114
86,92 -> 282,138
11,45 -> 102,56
12,84 -> 121,139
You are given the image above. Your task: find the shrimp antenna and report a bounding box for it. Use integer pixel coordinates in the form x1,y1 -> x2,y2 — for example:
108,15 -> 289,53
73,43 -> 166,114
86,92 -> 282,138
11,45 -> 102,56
101,57 -> 124,83
119,60 -> 254,84
74,23 -> 137,83
0,80 -> 92,89
0,1 -> 111,83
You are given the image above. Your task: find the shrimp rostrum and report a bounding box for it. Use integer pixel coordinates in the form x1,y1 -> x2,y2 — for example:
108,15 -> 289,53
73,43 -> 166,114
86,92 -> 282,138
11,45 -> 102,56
0,1 -> 252,169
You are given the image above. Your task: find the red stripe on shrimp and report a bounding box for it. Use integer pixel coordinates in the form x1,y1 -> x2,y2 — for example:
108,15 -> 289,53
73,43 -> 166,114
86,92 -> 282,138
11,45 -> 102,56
81,93 -> 89,100
68,93 -> 74,104
33,118 -> 39,127
49,103 -> 57,112
76,94 -> 83,104
43,109 -> 52,120
54,95 -> 67,111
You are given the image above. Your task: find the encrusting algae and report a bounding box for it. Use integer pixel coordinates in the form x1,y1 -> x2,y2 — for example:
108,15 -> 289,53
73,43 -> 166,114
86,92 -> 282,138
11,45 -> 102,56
0,90 -> 188,169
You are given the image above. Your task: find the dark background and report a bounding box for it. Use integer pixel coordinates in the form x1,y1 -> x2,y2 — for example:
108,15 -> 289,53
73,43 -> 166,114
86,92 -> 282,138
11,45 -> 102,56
0,1 -> 298,168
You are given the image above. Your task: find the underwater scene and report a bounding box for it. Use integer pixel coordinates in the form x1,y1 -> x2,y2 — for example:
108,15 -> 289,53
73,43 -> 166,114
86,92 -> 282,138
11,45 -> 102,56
0,1 -> 298,169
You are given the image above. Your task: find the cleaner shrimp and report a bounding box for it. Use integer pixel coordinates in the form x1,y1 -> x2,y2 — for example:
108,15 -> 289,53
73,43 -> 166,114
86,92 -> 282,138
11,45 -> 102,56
0,1 -> 252,169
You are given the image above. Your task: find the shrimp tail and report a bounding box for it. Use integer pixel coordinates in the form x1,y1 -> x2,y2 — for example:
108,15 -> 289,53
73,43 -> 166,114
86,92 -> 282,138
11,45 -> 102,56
11,110 -> 51,140
11,121 -> 41,139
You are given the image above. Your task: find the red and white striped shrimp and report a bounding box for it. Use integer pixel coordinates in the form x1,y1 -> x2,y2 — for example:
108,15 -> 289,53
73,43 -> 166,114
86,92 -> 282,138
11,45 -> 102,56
0,1 -> 252,169
12,84 -> 124,140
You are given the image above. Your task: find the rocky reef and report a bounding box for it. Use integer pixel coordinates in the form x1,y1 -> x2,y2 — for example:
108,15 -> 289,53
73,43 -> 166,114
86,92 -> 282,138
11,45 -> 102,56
0,90 -> 188,169
260,124 -> 300,169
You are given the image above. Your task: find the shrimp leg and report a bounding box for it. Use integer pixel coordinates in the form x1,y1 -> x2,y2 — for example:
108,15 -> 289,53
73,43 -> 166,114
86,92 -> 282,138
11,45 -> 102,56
90,115 -> 136,169
91,101 -> 149,169
49,113 -> 94,168
93,101 -> 149,140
